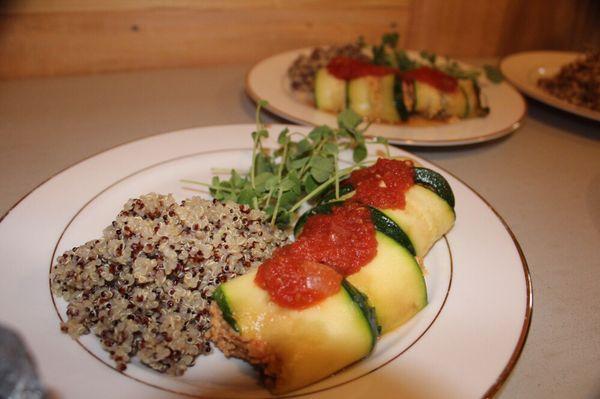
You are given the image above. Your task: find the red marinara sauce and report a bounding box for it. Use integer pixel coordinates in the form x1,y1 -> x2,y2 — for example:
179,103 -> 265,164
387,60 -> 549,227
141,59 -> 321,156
254,203 -> 378,309
327,56 -> 397,80
401,66 -> 458,93
255,244 -> 343,310
299,203 -> 377,276
349,158 -> 415,209
326,57 -> 458,93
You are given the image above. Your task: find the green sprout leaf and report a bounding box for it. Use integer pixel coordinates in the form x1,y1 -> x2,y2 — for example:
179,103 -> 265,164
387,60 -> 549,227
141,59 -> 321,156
420,50 -> 437,65
310,156 -> 334,183
382,32 -> 399,48
396,50 -> 417,71
279,176 -> 297,192
303,174 -> 319,193
483,64 -> 504,83
308,125 -> 333,143
254,172 -> 274,192
264,174 -> 279,191
238,188 -> 257,206
338,108 -> 363,131
353,144 -> 368,163
277,128 -> 290,145
254,153 -> 273,174
230,169 -> 244,188
290,156 -> 310,170
251,129 -> 268,141
322,142 -> 339,156
296,138 -> 313,154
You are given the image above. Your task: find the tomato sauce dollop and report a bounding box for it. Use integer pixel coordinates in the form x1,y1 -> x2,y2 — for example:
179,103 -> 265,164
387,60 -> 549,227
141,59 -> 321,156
349,158 -> 415,209
327,56 -> 397,80
299,203 -> 378,276
254,203 -> 378,309
326,57 -> 458,93
255,244 -> 343,310
401,66 -> 458,93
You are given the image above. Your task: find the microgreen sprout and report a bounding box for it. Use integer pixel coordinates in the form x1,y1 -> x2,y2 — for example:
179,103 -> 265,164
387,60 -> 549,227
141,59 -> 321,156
184,105 -> 389,228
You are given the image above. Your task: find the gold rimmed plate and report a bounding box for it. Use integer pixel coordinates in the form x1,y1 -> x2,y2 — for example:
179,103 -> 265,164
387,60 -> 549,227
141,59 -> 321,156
0,125 -> 531,398
501,51 -> 600,122
246,49 -> 527,146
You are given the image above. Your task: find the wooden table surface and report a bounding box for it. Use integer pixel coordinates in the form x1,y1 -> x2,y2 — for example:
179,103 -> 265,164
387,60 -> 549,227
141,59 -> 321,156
0,64 -> 599,398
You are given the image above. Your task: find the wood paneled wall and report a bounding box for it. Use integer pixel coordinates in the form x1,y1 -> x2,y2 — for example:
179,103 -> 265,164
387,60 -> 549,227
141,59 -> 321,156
0,0 -> 598,79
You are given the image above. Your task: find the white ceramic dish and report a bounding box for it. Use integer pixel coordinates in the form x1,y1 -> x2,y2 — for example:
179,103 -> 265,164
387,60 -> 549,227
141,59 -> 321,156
246,49 -> 526,146
500,51 -> 600,122
0,125 -> 531,398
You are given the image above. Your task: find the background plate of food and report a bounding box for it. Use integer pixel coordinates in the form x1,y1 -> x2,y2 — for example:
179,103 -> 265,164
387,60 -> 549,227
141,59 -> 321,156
246,36 -> 526,146
500,51 -> 600,122
0,124 -> 531,398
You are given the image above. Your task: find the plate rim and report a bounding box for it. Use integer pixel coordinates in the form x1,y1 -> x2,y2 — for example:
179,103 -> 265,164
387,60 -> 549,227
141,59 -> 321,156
245,48 -> 528,147
500,50 -> 600,122
441,167 -> 533,398
0,124 -> 533,398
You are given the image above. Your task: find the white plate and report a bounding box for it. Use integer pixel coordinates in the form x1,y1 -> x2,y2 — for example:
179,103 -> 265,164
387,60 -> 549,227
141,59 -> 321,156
246,49 -> 526,146
0,125 -> 531,398
500,51 -> 600,122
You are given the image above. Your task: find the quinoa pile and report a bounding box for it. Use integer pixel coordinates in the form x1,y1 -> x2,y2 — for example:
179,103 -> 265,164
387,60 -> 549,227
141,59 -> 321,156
287,42 -> 370,92
50,193 -> 288,375
538,51 -> 600,111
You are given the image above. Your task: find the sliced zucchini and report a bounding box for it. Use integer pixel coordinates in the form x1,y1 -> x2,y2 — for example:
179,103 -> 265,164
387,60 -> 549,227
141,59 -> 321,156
401,80 -> 415,113
441,86 -> 468,118
413,81 -> 443,118
348,74 -> 400,123
212,286 -> 239,332
314,68 -> 347,113
414,167 -> 455,208
380,185 -> 455,257
459,79 -> 477,117
459,78 -> 489,117
213,270 -> 377,394
394,77 -> 410,121
347,231 -> 427,333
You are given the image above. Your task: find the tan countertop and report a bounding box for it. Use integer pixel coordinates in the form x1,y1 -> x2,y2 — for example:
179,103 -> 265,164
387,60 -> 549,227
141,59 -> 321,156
1,64 -> 599,398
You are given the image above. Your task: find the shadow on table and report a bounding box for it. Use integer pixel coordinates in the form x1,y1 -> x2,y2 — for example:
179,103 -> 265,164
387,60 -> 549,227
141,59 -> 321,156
524,98 -> 600,141
588,173 -> 600,236
399,133 -> 514,155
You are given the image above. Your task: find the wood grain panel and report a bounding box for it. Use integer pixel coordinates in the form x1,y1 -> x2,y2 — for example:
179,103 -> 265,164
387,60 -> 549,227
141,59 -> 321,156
4,0 -> 411,13
407,0 -> 599,57
0,0 -> 597,79
407,0 -> 513,57
0,5 -> 410,79
497,0 -> 600,55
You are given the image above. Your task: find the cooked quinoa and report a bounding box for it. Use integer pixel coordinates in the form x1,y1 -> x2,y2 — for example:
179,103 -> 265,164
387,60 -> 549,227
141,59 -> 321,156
538,51 -> 600,111
50,193 -> 288,375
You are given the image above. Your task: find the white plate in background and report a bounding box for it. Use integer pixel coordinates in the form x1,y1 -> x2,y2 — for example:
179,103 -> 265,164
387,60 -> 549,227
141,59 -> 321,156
246,49 -> 526,146
501,51 -> 600,122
